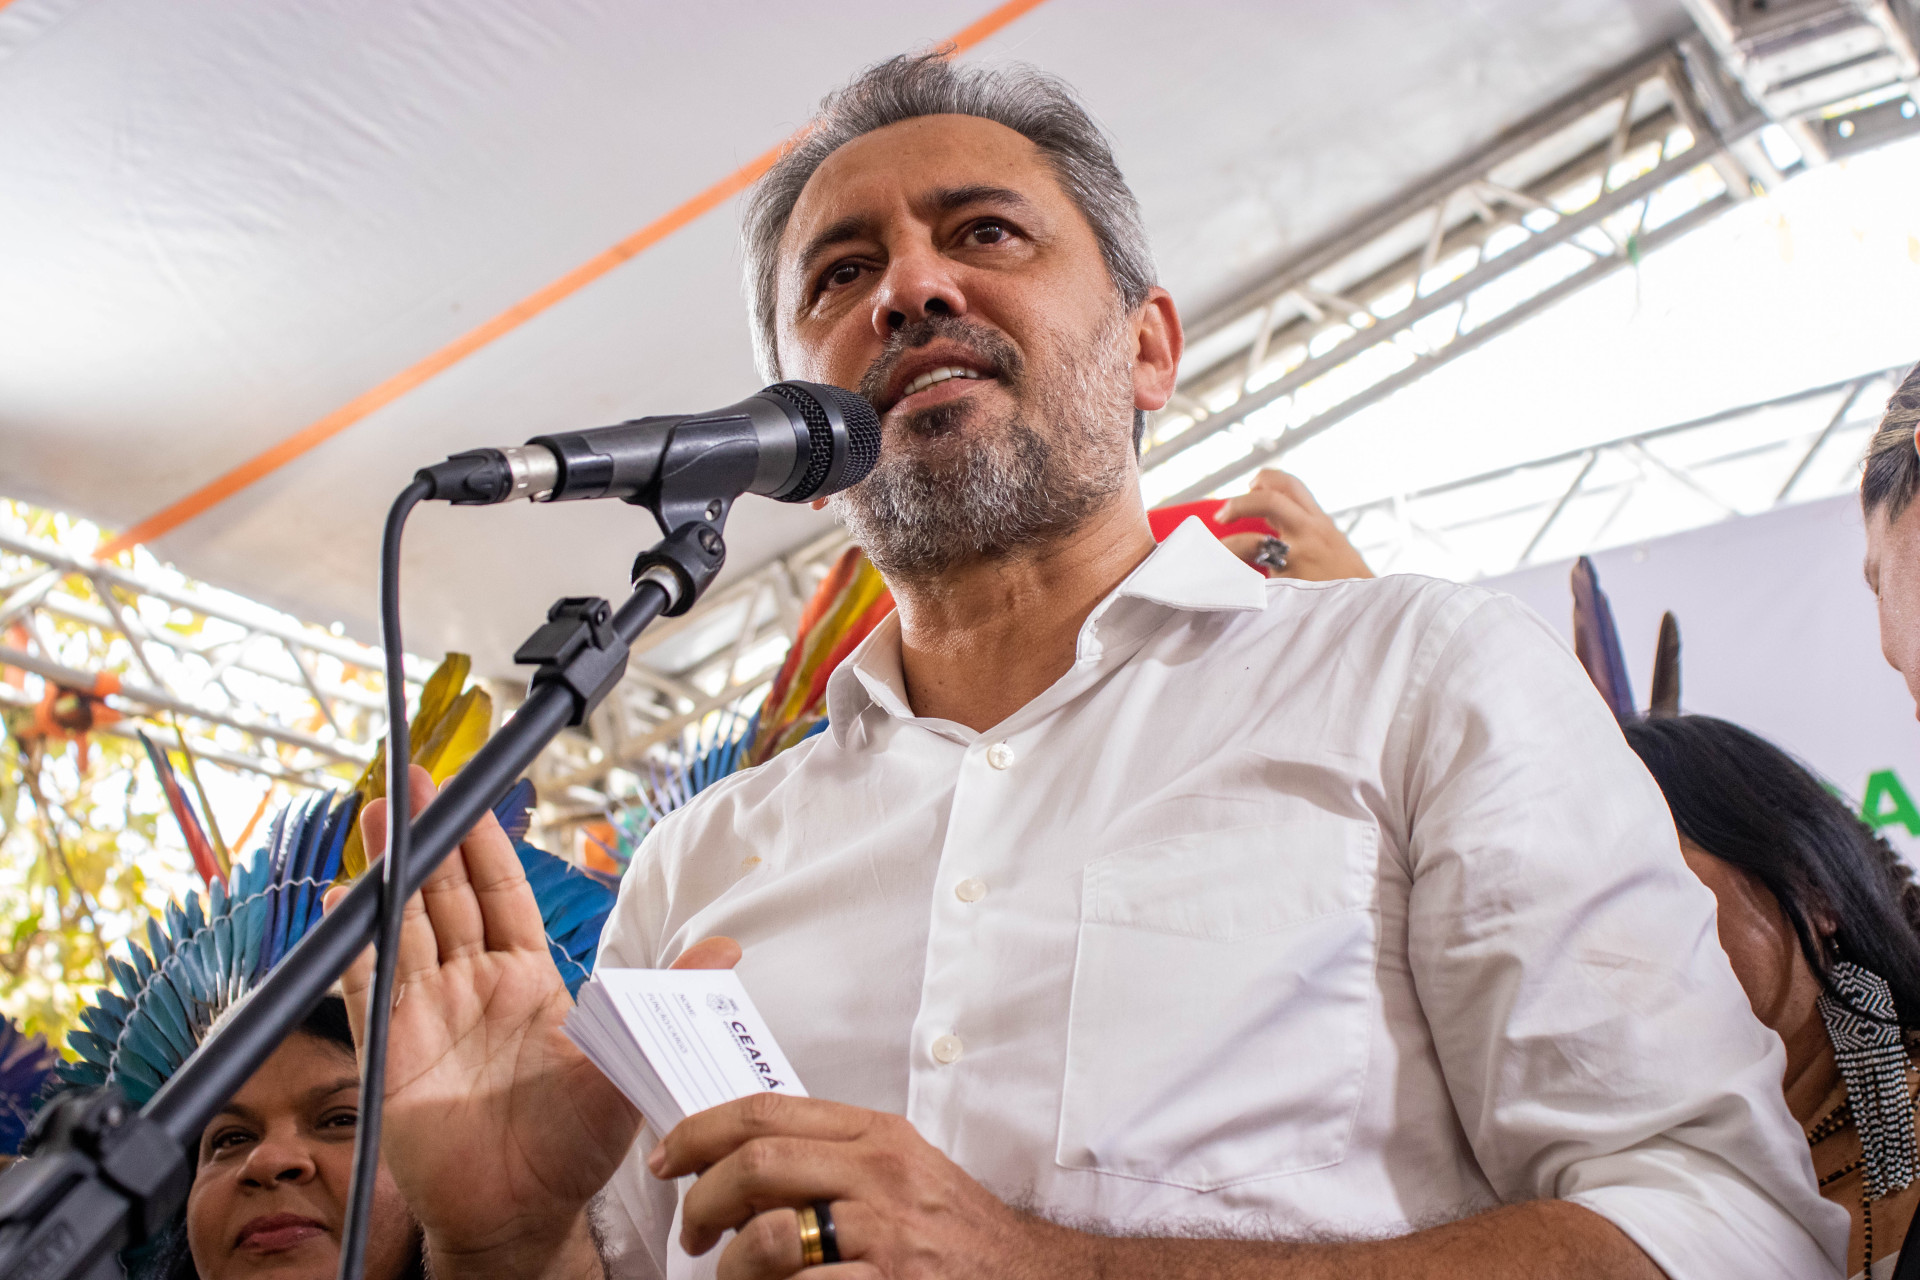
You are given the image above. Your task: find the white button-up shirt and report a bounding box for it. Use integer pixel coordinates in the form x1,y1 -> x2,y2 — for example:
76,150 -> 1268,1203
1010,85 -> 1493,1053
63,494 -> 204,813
595,519 -> 1846,1279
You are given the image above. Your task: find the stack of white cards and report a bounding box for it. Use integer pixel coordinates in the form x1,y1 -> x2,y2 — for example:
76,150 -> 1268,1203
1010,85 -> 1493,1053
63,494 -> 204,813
563,968 -> 807,1131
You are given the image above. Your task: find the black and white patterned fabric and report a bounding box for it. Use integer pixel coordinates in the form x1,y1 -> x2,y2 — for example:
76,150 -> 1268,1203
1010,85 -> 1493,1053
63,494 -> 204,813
1820,960 -> 1918,1200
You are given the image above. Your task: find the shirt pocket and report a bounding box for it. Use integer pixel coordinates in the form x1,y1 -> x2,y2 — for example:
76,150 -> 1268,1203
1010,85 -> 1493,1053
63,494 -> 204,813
1055,815 -> 1378,1191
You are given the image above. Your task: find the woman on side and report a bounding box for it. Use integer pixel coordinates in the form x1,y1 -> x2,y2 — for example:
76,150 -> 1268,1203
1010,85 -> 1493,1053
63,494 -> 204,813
1623,714 -> 1920,1280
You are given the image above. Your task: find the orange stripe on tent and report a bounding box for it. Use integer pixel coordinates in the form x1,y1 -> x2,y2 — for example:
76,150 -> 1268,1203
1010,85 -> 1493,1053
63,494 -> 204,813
96,0 -> 1054,559
947,0 -> 1051,48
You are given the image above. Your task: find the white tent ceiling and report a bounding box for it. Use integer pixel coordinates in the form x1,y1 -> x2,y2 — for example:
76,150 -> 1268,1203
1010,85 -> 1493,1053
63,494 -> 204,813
0,0 -> 1691,676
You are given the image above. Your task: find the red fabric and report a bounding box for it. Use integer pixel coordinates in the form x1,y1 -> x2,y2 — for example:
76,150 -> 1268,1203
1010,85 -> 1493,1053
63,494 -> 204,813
1146,500 -> 1276,543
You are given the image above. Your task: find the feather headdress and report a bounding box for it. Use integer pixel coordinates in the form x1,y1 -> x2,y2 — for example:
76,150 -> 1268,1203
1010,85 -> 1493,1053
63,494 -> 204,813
60,658 -> 614,1109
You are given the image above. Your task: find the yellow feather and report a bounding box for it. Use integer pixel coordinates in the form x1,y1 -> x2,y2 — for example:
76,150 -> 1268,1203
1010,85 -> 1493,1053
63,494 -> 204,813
767,562 -> 887,735
414,686 -> 492,784
338,654 -> 491,879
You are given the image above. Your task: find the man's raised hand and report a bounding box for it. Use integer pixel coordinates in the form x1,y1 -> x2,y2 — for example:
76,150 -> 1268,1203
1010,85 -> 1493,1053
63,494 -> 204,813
322,764 -> 626,1278
322,766 -> 746,1279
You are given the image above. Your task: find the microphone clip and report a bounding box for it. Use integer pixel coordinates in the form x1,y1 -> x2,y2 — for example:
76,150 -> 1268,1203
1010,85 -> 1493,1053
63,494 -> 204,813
513,597 -> 628,727
629,520 -> 727,620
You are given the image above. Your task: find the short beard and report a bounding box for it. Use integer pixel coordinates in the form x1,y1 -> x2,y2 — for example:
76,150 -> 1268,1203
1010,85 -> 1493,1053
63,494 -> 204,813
831,309 -> 1137,584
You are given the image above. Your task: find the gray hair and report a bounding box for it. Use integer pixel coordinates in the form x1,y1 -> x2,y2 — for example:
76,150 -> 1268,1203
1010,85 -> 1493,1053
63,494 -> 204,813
741,50 -> 1158,382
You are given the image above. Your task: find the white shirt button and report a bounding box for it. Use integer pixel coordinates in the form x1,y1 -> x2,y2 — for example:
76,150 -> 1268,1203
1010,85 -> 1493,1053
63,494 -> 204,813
955,877 -> 987,903
932,1034 -> 965,1064
985,742 -> 1016,770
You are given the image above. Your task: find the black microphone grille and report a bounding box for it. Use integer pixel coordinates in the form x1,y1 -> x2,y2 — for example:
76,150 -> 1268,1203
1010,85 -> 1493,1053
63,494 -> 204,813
763,381 -> 881,502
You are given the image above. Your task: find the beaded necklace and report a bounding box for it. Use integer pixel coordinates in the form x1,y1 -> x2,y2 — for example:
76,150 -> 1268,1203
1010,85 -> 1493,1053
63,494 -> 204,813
1809,1079 -> 1920,1273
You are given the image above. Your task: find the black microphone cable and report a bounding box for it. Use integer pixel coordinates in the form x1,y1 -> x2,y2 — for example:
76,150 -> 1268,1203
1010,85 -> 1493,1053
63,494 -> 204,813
337,474 -> 431,1280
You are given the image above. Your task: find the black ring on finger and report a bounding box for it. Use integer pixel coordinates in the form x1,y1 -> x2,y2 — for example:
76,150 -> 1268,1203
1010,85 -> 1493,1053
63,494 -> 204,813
813,1200 -> 841,1265
1254,536 -> 1290,574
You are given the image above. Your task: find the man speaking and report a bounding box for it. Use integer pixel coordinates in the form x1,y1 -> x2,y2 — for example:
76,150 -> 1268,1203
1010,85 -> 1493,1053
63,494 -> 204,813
346,52 -> 1842,1279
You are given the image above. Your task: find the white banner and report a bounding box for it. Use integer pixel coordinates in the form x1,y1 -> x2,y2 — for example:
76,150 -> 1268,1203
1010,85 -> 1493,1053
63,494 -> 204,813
1484,494 -> 1920,862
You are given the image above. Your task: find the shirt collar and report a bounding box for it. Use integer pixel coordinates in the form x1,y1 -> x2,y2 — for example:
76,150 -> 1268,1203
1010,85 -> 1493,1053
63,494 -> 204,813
1107,515 -> 1271,613
824,516 -> 1269,742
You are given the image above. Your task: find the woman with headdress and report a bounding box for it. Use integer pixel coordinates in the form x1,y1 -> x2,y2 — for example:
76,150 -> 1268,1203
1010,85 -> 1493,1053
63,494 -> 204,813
1623,714 -> 1920,1280
141,993 -> 421,1280
39,749 -> 622,1280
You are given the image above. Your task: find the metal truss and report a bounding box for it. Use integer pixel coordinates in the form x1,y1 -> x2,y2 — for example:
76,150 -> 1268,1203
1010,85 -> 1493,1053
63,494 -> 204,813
1334,362 -> 1910,582
0,526 -> 422,789
1683,0 -> 1920,163
510,527 -> 854,834
1137,42 -> 1765,511
1136,20 -> 1917,513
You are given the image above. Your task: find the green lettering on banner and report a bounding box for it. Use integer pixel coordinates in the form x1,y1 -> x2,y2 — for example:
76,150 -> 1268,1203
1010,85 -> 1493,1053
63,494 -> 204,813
1861,770 -> 1920,836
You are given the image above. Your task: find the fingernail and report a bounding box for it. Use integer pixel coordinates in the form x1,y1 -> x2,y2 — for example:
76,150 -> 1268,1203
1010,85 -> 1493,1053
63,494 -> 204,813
1215,502 -> 1232,520
647,1141 -> 666,1175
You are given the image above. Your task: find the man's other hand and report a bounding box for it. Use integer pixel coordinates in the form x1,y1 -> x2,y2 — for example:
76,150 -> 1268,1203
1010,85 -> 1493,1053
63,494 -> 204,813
1216,469 -> 1373,582
652,1093 -> 1081,1279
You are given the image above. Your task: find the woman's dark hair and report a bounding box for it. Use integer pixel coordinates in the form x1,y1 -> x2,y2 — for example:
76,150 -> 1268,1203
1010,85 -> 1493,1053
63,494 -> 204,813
1622,715 -> 1920,1026
299,992 -> 356,1056
133,995 -> 424,1280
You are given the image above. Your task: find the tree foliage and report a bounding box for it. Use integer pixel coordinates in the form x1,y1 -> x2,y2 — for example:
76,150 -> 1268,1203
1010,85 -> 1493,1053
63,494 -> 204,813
0,499 -> 307,1055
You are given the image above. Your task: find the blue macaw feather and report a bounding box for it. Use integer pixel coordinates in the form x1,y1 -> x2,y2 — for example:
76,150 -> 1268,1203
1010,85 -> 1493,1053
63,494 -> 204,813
512,839 -> 615,999
108,955 -> 143,1002
255,801 -> 290,884
235,817 -> 274,896
495,779 -> 536,841
115,1051 -> 166,1107
528,867 -> 605,920
77,1004 -> 118,1044
142,973 -> 196,1062
278,794 -> 337,964
316,793 -> 358,889
120,1019 -> 174,1089
172,937 -> 214,1028
1570,556 -> 1636,719
231,892 -> 263,987
209,913 -> 235,1005
261,794 -> 303,969
59,1057 -> 107,1089
613,711 -> 760,864
65,1028 -> 113,1071
261,794 -> 315,973
144,917 -> 171,967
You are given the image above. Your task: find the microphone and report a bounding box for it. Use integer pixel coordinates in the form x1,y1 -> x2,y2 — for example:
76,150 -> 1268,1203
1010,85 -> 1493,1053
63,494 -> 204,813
416,381 -> 881,520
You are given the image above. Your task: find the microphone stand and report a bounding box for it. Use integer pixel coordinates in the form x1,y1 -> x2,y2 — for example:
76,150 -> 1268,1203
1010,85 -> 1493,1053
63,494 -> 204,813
0,516 -> 730,1280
